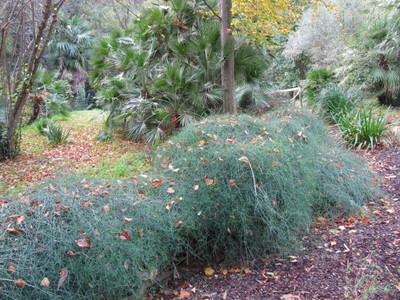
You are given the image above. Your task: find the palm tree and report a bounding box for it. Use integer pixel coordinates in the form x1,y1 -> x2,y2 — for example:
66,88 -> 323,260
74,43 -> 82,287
47,16 -> 94,96
91,0 -> 266,144
339,9 -> 400,106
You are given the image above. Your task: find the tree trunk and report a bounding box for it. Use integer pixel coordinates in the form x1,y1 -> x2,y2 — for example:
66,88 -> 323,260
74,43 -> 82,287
219,0 -> 236,114
0,0 -> 65,159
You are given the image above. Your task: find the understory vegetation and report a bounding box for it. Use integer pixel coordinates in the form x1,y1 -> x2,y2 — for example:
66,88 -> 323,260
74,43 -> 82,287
0,107 -> 381,299
1,0 -> 400,298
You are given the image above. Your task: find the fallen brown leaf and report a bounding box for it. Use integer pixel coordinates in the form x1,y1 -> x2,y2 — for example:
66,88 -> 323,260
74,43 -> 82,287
40,277 -> 50,287
57,268 -> 68,290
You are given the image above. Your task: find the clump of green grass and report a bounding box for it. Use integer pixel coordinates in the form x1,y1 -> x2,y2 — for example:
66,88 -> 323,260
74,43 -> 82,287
43,123 -> 70,145
335,107 -> 388,150
80,153 -> 148,178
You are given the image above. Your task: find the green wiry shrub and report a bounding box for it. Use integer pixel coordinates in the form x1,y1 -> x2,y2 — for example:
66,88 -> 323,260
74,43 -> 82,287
317,86 -> 355,120
153,108 -> 380,261
0,107 -> 381,298
0,179 -> 180,299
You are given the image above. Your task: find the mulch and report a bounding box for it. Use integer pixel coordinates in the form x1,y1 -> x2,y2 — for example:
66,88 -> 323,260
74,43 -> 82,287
150,145 -> 400,300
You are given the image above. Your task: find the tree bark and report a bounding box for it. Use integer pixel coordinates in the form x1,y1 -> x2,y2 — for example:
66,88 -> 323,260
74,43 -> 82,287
1,0 -> 66,158
219,0 -> 236,114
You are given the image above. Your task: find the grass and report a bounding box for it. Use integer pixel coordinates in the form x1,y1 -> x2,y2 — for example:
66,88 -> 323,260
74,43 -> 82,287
0,110 -> 150,195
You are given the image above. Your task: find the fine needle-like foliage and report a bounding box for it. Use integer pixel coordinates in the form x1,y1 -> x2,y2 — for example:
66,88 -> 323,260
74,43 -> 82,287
0,106 -> 381,299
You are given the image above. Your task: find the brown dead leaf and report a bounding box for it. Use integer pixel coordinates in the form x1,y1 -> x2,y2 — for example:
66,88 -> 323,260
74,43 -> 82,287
16,216 -> 25,225
124,217 -> 133,222
103,205 -> 110,213
40,277 -> 50,287
387,208 -> 395,214
75,237 -> 92,248
204,178 -> 214,186
118,229 -> 132,240
193,185 -> 199,191
166,187 -> 175,194
7,228 -> 21,234
204,267 -> 215,276
177,289 -> 192,299
197,140 -> 209,145
280,294 -> 300,300
151,179 -> 162,188
8,264 -> 16,273
14,279 -> 26,287
57,268 -> 68,290
175,220 -> 183,227
238,156 -> 249,164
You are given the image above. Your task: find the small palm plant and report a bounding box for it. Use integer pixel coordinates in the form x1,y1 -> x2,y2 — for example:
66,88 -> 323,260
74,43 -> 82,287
43,124 -> 70,145
91,1 -> 266,144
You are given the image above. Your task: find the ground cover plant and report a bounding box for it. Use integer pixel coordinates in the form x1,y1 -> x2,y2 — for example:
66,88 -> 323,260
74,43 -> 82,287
0,106 -> 381,299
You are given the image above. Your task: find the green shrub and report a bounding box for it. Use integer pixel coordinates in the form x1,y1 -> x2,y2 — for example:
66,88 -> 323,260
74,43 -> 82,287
33,118 -> 52,136
43,124 -> 70,145
0,178 -> 180,299
335,107 -> 388,149
94,128 -> 112,141
239,90 -> 255,110
153,107 -> 380,261
0,107 -> 381,298
318,86 -> 355,120
303,67 -> 335,104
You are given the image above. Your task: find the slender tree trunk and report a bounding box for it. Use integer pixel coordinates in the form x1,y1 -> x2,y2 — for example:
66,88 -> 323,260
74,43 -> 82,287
219,0 -> 236,114
1,0 -> 66,159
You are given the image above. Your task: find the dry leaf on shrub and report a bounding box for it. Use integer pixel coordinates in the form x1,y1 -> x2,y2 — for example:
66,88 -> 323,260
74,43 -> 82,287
57,268 -> 68,290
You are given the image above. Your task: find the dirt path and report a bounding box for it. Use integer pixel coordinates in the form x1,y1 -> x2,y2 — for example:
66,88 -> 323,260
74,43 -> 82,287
152,146 -> 400,300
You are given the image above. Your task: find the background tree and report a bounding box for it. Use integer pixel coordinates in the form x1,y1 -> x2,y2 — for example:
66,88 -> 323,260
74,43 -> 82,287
284,0 -> 369,66
47,16 -> 94,96
220,0 -> 236,113
91,0 -> 265,143
338,1 -> 400,106
0,0 -> 66,159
